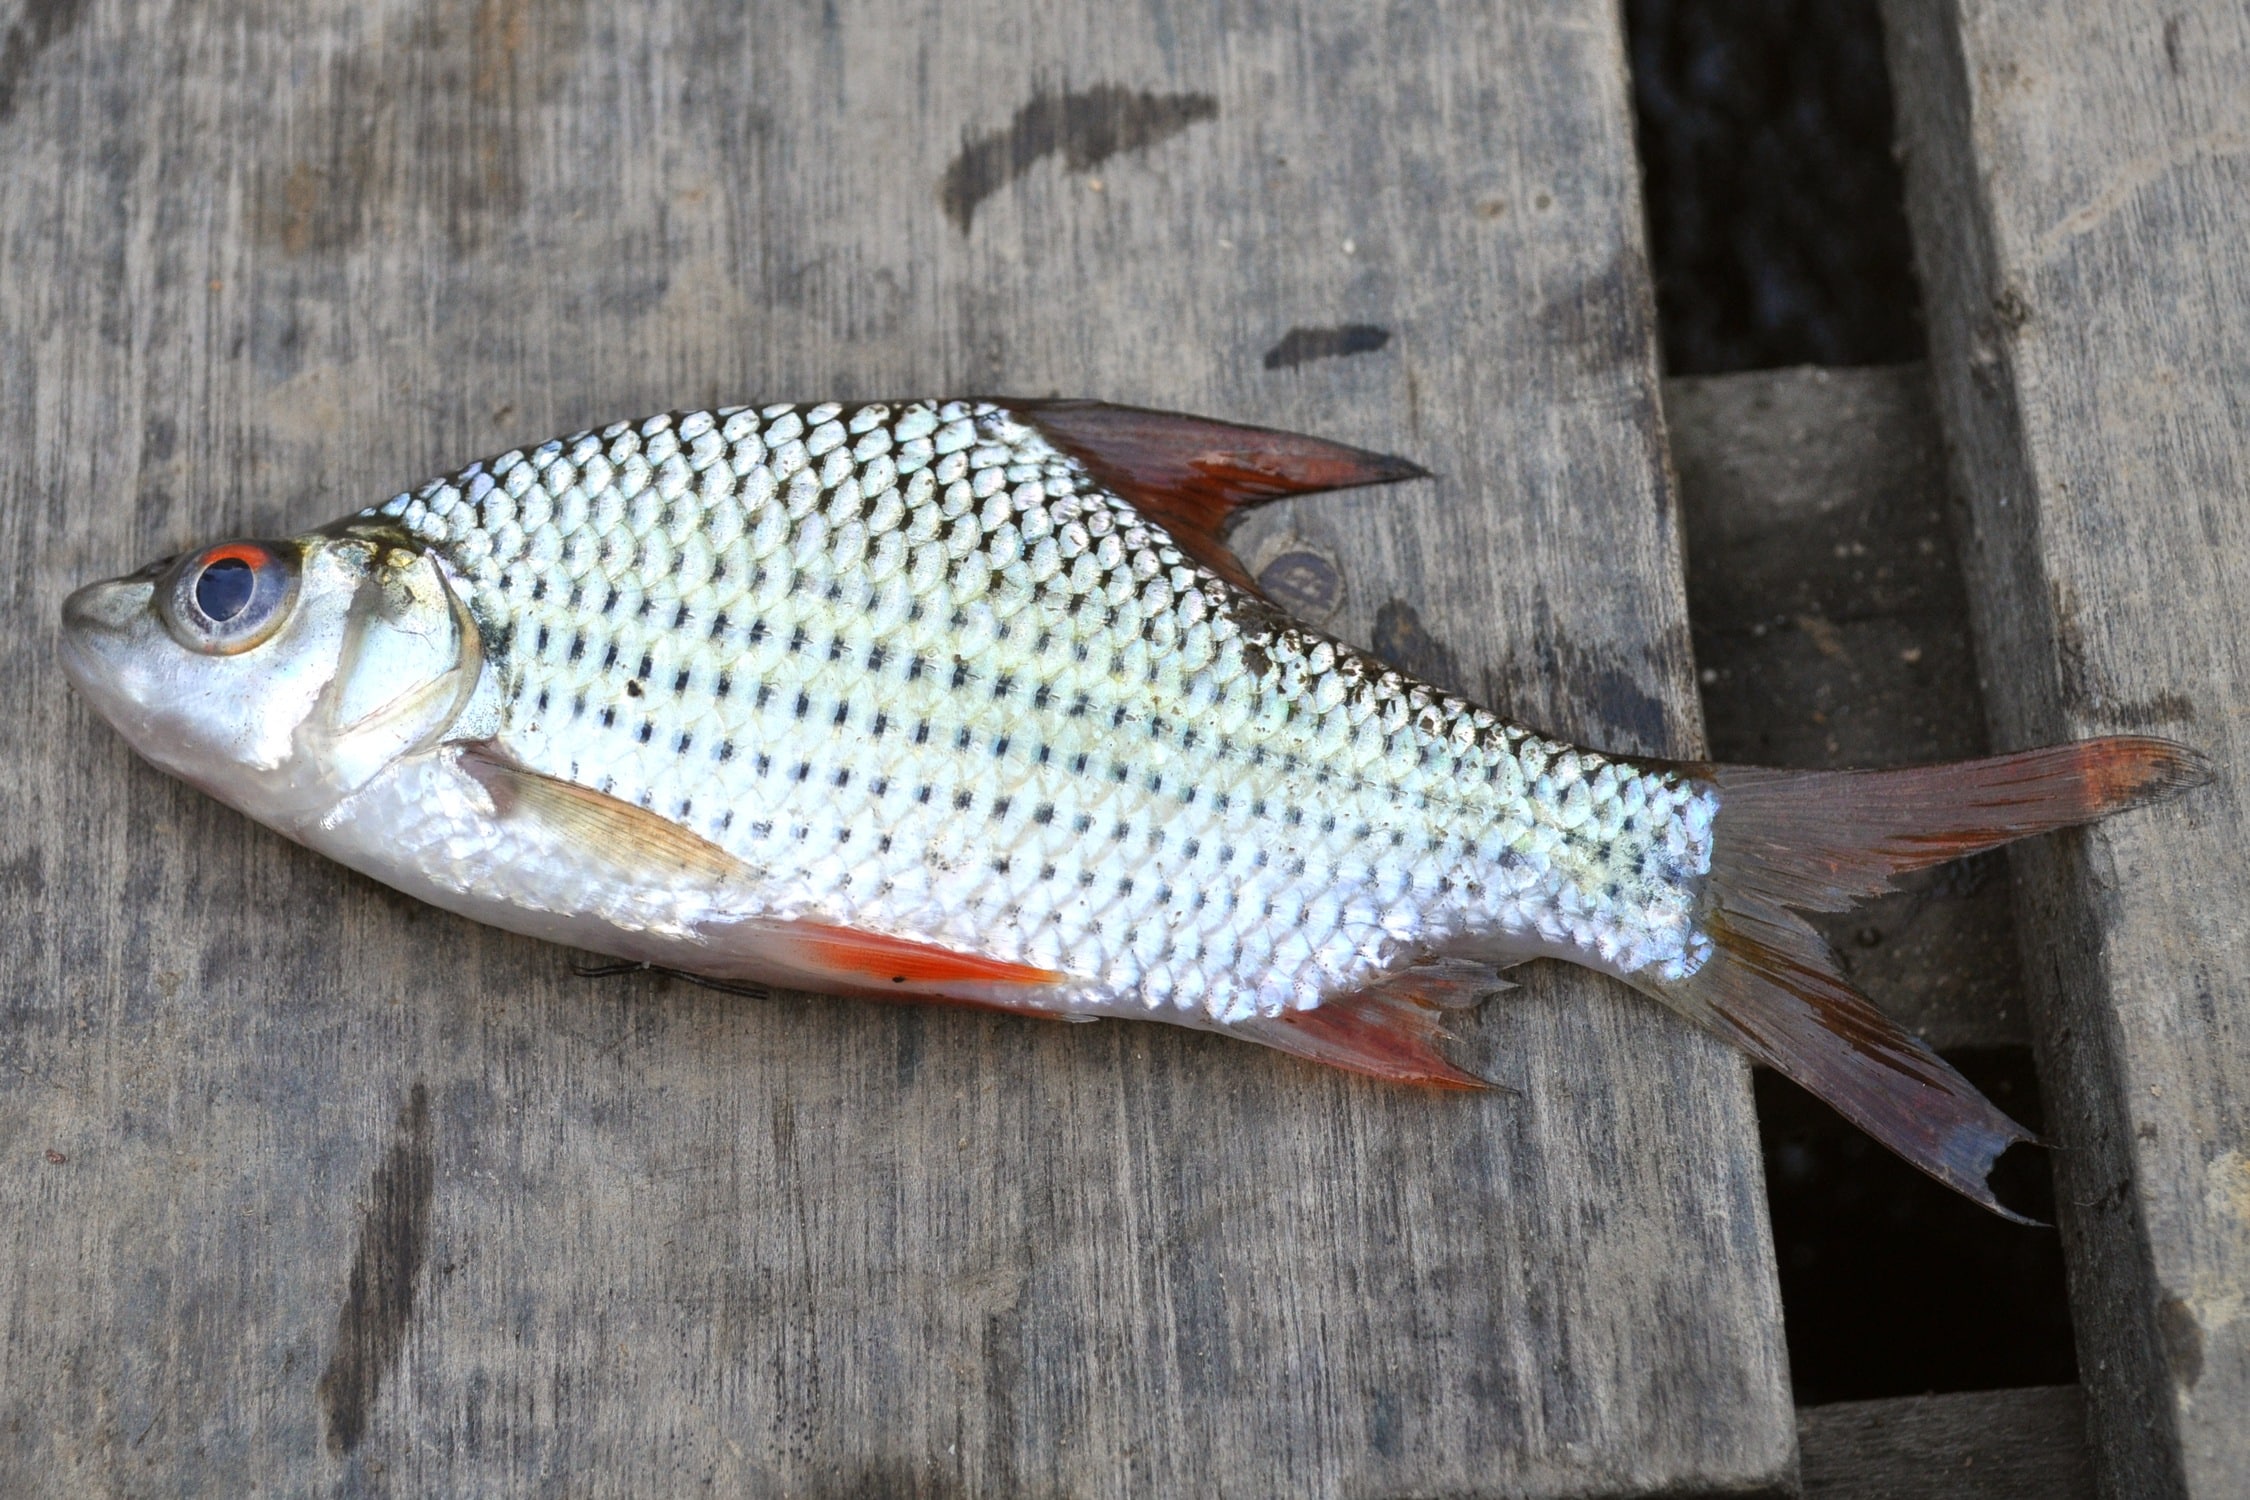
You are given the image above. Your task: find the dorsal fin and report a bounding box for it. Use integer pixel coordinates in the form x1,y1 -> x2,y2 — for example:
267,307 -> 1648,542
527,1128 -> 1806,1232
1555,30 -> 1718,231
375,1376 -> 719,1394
1012,400 -> 1429,593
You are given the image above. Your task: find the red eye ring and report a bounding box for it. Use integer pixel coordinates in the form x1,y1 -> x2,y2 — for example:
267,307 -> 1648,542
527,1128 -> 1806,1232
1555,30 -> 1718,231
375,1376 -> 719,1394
200,542 -> 270,569
161,540 -> 300,655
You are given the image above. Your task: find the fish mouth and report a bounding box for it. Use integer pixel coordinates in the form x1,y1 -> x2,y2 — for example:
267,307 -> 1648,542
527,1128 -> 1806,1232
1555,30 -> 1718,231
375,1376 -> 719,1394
58,574 -> 197,770
58,576 -> 148,701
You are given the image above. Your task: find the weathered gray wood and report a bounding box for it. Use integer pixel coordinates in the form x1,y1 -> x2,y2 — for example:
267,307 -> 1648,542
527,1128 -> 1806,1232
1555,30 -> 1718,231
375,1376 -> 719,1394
0,1 -> 1793,1494
1797,1386 -> 2094,1500
1668,363 -> 2030,1052
1881,4 -> 2250,1495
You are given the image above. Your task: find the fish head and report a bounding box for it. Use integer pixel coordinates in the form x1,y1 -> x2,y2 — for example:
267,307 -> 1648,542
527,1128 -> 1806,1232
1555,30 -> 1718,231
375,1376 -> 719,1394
60,521 -> 484,831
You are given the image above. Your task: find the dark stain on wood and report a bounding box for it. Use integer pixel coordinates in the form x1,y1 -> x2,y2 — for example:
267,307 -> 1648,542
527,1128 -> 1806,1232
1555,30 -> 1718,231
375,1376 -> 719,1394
2157,1295 -> 2203,1390
1255,545 -> 1344,623
1262,324 -> 1392,369
317,1081 -> 434,1456
941,84 -> 1218,230
811,1459 -> 974,1500
2049,581 -> 2201,730
1372,598 -> 1465,698
1484,603 -> 1677,754
2097,689 -> 2199,730
1367,1387 -> 1403,1457
1578,650 -> 1682,756
0,0 -> 87,125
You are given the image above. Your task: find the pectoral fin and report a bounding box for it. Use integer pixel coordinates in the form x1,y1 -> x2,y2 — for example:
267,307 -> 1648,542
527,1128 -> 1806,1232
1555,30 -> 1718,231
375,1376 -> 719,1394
456,741 -> 747,886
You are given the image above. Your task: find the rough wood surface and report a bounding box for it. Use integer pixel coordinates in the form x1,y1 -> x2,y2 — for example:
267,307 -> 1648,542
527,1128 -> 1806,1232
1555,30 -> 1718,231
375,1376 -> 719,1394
0,1 -> 1793,1494
1797,1385 -> 2093,1500
1668,363 -> 2030,1052
1881,4 -> 2250,1495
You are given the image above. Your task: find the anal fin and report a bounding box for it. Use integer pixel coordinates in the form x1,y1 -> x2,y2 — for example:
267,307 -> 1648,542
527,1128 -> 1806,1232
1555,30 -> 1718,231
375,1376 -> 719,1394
1235,973 -> 1491,1090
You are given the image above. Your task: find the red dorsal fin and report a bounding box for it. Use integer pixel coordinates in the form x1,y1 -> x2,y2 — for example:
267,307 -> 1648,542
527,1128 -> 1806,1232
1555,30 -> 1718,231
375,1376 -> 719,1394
1013,400 -> 1429,592
1231,978 -> 1490,1090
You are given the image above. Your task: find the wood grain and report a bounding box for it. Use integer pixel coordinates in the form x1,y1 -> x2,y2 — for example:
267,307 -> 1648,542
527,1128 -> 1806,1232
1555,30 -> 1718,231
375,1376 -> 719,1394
1797,1386 -> 2093,1500
0,1 -> 1792,1494
1882,3 -> 2250,1494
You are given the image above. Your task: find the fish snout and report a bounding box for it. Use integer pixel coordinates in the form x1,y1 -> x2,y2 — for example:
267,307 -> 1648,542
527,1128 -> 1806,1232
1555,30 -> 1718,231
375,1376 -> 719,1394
58,575 -> 158,699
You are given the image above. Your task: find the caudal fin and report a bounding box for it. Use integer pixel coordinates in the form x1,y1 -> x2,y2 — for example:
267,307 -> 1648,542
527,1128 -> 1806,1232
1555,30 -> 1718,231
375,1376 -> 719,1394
1640,737 -> 2208,1220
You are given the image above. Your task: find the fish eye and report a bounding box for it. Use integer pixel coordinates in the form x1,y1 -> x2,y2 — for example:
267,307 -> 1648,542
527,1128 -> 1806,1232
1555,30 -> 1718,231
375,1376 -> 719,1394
161,541 -> 299,655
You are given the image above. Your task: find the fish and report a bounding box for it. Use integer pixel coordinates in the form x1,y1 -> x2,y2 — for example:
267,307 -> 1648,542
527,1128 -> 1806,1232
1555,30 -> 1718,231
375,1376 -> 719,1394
60,398 -> 2208,1218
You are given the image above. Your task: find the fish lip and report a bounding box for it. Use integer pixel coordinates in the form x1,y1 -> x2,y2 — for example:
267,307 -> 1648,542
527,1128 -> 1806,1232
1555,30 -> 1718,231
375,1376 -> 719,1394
58,574 -> 247,804
58,575 -> 167,742
58,578 -> 127,697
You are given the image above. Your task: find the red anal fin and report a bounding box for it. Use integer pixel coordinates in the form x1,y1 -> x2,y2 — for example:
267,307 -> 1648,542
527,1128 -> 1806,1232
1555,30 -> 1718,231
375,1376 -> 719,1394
695,916 -> 1069,1016
1233,980 -> 1489,1090
784,922 -> 1065,989
1013,400 -> 1429,593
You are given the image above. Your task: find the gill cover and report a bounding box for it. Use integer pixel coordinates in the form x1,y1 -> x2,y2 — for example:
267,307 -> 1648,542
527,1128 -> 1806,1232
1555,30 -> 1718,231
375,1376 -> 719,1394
305,535 -> 485,795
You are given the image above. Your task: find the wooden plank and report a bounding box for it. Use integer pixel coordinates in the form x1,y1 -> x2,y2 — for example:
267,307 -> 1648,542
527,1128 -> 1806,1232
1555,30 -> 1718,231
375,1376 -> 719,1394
0,0 -> 1793,1495
1797,1386 -> 2094,1500
1667,363 -> 2030,1052
1880,4 -> 2250,1494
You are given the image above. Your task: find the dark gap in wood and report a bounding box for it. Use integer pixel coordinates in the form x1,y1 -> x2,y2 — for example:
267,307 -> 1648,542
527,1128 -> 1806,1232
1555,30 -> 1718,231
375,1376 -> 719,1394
1757,1055 -> 2076,1404
1622,0 -> 1925,374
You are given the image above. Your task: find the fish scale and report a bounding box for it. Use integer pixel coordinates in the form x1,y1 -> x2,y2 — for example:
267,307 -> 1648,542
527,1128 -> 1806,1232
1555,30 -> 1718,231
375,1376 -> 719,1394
66,395 -> 2203,1213
368,399 -> 1717,1022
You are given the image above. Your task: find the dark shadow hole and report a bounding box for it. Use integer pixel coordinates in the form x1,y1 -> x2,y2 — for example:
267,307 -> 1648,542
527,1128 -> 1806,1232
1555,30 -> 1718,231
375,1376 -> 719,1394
1756,1049 -> 2078,1405
1622,0 -> 1926,374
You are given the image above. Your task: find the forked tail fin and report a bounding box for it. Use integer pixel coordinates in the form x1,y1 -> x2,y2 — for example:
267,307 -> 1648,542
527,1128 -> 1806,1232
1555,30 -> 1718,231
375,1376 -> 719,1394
1636,737 -> 2209,1220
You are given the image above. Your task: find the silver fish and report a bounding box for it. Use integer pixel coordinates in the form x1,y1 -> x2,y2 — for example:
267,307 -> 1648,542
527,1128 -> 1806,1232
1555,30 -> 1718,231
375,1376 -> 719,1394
61,398 -> 2205,1216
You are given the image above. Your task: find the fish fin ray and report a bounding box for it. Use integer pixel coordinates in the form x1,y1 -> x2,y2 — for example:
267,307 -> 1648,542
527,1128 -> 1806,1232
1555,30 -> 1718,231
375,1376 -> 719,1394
1011,400 -> 1428,592
1699,736 -> 2210,912
1634,735 -> 2208,1218
1233,982 -> 1489,1089
1633,897 -> 2041,1221
457,741 -> 746,884
696,917 -> 1067,1013
1377,956 -> 1513,1009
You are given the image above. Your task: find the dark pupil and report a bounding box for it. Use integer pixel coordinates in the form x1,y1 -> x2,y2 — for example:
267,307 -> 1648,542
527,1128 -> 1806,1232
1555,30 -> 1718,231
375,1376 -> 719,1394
195,557 -> 257,622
